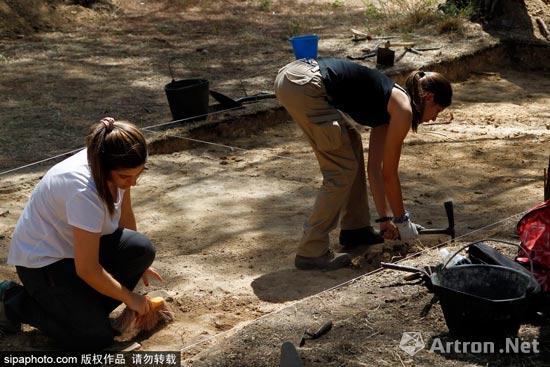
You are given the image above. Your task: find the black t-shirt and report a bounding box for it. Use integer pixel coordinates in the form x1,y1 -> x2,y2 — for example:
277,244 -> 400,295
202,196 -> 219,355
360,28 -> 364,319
318,58 -> 396,127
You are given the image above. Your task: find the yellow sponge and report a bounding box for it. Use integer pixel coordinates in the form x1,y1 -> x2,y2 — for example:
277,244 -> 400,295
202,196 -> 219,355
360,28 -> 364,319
149,296 -> 165,310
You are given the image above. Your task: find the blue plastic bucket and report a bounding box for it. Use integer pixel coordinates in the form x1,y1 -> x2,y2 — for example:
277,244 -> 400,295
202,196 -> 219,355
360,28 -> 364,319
289,34 -> 319,59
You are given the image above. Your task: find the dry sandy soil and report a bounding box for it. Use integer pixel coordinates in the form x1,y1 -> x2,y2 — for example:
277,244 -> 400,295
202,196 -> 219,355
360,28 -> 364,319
0,0 -> 549,366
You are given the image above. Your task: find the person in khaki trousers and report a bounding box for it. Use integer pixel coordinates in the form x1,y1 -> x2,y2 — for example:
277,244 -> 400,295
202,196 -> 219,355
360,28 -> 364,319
274,58 -> 452,270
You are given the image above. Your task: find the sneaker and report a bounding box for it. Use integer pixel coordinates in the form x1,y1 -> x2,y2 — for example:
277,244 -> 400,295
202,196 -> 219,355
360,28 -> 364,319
0,280 -> 21,335
339,226 -> 384,249
295,250 -> 351,271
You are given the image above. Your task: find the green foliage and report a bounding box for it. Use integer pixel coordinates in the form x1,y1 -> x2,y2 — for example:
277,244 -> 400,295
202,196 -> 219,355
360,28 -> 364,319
437,15 -> 465,33
331,0 -> 345,8
361,0 -> 472,35
287,19 -> 302,36
362,1 -> 382,20
258,0 -> 272,11
436,0 -> 476,33
438,1 -> 461,16
459,1 -> 476,18
438,0 -> 476,18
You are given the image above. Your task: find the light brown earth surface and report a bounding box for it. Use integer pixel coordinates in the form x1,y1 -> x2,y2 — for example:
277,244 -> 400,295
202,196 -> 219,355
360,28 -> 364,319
0,0 -> 549,366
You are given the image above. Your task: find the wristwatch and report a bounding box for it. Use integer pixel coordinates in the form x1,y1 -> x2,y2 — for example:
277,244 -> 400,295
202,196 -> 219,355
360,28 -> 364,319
393,211 -> 410,224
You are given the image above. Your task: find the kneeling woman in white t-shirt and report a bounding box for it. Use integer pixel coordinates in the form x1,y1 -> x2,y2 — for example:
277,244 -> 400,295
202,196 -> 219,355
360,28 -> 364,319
1,117 -> 160,350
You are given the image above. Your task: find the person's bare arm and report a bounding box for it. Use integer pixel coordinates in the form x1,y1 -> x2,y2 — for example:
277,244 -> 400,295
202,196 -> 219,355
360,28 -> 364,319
118,189 -> 136,231
368,125 -> 400,239
367,124 -> 390,218
73,227 -> 149,315
382,88 -> 413,218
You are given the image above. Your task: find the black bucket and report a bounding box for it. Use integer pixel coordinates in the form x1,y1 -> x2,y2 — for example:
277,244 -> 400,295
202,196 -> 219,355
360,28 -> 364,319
164,60 -> 209,122
432,264 -> 532,340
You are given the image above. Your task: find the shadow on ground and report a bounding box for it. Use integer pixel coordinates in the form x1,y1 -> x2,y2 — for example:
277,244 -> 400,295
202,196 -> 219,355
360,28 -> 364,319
251,267 -> 365,303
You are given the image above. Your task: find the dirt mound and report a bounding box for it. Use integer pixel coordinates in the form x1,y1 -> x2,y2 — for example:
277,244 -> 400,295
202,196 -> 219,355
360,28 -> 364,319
0,0 -> 115,36
490,0 -> 550,41
1,0 -> 547,39
0,0 -> 58,35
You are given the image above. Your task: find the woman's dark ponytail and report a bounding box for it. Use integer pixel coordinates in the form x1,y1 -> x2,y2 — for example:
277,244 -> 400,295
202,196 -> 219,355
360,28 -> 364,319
86,118 -> 147,215
405,71 -> 425,132
405,70 -> 452,132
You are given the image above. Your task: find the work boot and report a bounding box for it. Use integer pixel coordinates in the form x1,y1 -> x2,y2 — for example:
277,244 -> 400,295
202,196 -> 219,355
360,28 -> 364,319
339,226 -> 384,249
0,280 -> 21,335
295,250 -> 351,271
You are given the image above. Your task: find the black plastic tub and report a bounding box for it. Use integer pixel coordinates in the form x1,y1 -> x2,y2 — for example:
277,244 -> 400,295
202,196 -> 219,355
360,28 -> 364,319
431,264 -> 532,340
164,78 -> 210,122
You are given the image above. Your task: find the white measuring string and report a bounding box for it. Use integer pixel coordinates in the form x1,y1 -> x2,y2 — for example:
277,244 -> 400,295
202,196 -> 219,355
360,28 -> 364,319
0,148 -> 85,177
178,209 -> 526,355
141,107 -> 243,132
0,106 -> 244,177
0,118 -> 299,178
0,113 -> 531,354
147,131 -> 300,162
0,118 -> 482,177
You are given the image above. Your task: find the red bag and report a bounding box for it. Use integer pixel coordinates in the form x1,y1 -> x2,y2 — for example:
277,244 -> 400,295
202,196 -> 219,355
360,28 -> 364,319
516,200 -> 550,291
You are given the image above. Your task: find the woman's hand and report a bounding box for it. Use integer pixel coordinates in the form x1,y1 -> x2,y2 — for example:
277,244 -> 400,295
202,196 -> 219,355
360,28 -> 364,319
380,221 -> 398,240
125,292 -> 150,316
141,267 -> 163,287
